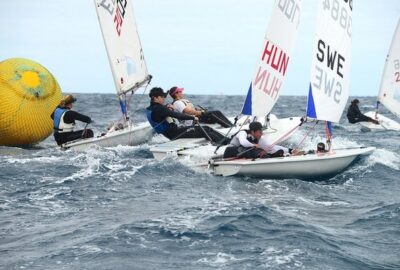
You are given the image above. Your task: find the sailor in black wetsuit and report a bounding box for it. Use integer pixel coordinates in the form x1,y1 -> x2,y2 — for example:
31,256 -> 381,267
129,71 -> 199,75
346,99 -> 379,124
146,87 -> 227,143
51,95 -> 94,145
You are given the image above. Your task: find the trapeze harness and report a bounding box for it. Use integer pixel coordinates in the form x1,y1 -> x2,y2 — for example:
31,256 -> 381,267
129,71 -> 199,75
53,108 -> 75,133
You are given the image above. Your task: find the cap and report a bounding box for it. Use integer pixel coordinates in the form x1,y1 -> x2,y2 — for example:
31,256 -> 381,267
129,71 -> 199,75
249,121 -> 263,132
169,86 -> 184,97
59,94 -> 77,107
149,87 -> 168,98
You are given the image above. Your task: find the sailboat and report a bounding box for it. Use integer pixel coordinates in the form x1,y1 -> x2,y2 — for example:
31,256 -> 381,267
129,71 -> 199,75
61,0 -> 153,150
210,0 -> 375,179
149,0 -> 304,160
360,19 -> 400,132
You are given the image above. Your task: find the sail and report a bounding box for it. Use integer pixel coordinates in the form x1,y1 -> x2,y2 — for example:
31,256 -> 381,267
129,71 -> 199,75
377,19 -> 400,118
94,0 -> 150,96
242,0 -> 302,116
306,0 -> 353,123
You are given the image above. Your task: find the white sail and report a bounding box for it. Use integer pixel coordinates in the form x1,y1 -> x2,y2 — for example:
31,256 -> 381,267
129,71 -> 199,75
306,0 -> 353,123
378,19 -> 400,118
94,0 -> 150,96
242,0 -> 302,116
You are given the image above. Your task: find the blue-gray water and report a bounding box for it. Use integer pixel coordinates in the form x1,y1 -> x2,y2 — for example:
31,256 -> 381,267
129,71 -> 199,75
1,94 -> 399,269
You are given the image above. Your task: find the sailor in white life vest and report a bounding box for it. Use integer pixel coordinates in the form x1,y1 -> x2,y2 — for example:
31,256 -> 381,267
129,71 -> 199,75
169,86 -> 234,128
223,121 -> 298,159
51,95 -> 93,145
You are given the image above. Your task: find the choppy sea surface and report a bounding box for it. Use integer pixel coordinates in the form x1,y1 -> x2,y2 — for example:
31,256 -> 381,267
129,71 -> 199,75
1,94 -> 399,270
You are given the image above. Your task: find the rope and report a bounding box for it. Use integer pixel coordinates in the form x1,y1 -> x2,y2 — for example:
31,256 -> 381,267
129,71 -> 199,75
195,122 -> 213,142
261,117 -> 304,153
294,120 -> 319,149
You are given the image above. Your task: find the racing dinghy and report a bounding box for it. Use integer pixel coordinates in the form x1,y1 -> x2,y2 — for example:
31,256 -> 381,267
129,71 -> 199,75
62,0 -> 153,150
149,0 -> 304,160
210,0 -> 375,180
150,115 -> 302,161
360,19 -> 400,132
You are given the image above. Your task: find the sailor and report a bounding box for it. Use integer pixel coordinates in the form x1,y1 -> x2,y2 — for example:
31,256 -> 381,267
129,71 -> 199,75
169,86 -> 234,128
146,87 -> 228,143
346,99 -> 379,124
51,94 -> 94,145
223,121 -> 298,159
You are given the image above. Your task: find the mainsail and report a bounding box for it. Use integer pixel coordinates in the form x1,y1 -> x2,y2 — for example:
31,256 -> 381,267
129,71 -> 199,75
94,0 -> 151,96
306,0 -> 353,123
377,19 -> 400,119
242,0 -> 302,116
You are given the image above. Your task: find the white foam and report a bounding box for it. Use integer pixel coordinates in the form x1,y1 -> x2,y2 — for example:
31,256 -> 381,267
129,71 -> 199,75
367,148 -> 400,170
262,247 -> 304,267
197,252 -> 242,266
5,155 -> 63,164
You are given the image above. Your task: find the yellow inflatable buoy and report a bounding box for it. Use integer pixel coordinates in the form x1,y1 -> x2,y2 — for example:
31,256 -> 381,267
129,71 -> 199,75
0,58 -> 62,146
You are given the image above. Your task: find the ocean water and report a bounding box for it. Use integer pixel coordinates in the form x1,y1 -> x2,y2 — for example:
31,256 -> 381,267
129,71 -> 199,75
1,94 -> 399,270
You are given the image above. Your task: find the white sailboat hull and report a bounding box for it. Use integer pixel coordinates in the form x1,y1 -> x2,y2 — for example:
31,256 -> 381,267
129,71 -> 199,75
62,122 -> 153,151
210,147 -> 375,180
359,111 -> 400,131
150,116 -> 302,161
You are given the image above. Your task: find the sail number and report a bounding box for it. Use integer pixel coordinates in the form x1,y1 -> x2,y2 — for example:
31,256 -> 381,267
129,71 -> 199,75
278,0 -> 301,26
395,60 -> 400,82
323,0 -> 352,37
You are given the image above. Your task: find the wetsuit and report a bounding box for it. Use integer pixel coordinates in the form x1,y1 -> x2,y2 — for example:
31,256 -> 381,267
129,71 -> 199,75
51,107 -> 93,145
346,104 -> 376,124
146,102 -> 227,143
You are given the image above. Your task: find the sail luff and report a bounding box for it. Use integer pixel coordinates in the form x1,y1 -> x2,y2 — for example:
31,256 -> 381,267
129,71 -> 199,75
94,0 -> 150,96
377,19 -> 400,118
94,0 -> 120,93
241,0 -> 303,117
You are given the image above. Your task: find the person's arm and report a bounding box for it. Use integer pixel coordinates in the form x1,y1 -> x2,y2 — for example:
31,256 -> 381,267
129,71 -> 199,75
64,111 -> 91,124
259,136 -> 289,154
354,105 -> 363,117
153,105 -> 195,122
183,107 -> 202,117
237,131 -> 256,148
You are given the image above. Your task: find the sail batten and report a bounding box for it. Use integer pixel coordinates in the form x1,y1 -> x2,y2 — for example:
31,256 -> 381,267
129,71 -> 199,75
95,0 -> 149,96
306,0 -> 353,123
242,0 -> 302,116
378,19 -> 400,118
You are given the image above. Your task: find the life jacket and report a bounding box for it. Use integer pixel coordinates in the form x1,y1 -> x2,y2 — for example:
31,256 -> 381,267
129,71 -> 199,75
229,129 -> 259,147
53,108 -> 75,133
172,99 -> 195,110
172,99 -> 196,126
146,108 -> 169,134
